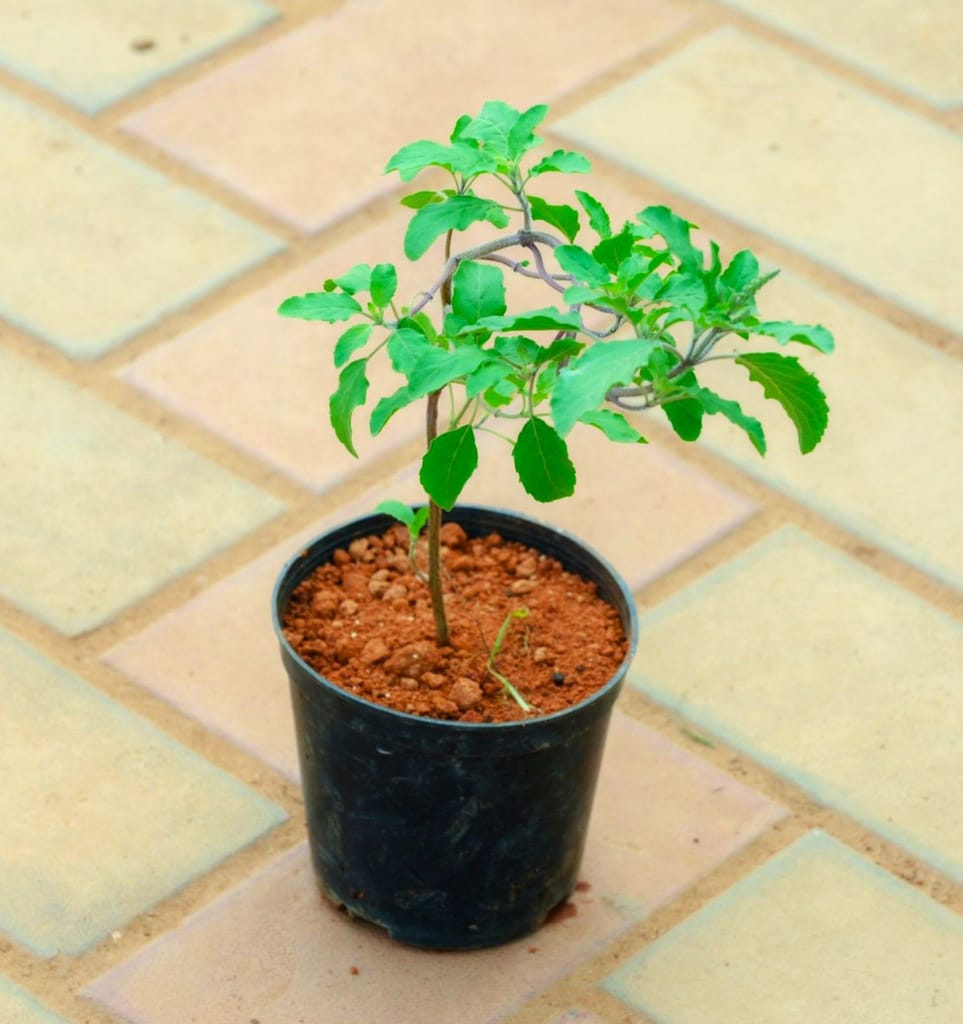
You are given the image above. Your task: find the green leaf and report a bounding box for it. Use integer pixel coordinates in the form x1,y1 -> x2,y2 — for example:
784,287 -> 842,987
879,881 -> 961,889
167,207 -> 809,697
278,290 -> 364,322
385,140 -> 494,181
579,409 -> 646,443
528,195 -> 580,243
563,285 -> 607,305
370,385 -> 415,435
551,339 -> 657,435
494,334 -> 540,365
400,189 -> 451,210
688,387 -> 766,455
406,345 -> 487,398
465,359 -> 512,398
374,500 -> 417,528
535,336 -> 584,365
451,261 -> 506,324
528,149 -> 592,176
420,426 -> 478,509
478,307 -> 582,333
507,103 -> 549,160
655,271 -> 708,314
755,320 -> 835,353
575,190 -> 611,238
737,352 -> 829,453
554,244 -> 610,286
329,264 -> 372,295
387,327 -> 431,374
369,263 -> 397,308
720,250 -> 759,291
334,323 -> 373,368
636,205 -> 702,271
513,418 -> 576,502
662,396 -> 704,441
329,359 -> 369,456
404,195 -> 510,260
593,227 -> 635,275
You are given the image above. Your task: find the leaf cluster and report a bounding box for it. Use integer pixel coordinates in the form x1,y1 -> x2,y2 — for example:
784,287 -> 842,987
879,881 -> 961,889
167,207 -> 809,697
278,100 -> 834,511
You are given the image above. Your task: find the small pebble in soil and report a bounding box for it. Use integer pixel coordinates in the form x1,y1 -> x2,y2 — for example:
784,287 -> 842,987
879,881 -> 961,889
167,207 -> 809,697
552,671 -> 567,686
449,677 -> 483,711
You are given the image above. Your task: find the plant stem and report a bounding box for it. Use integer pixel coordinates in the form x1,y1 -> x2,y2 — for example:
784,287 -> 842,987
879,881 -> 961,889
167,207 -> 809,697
424,230 -> 456,648
425,390 -> 450,647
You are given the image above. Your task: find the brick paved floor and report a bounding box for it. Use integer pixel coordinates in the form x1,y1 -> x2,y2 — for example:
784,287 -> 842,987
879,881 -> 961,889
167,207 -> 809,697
1,2 -> 960,1022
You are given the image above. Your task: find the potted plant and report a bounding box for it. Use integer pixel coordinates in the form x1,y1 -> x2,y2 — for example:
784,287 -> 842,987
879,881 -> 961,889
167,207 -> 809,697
273,100 -> 833,949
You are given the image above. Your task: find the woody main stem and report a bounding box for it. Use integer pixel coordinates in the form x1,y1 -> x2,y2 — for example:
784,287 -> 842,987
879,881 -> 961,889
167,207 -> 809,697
426,390 -> 450,646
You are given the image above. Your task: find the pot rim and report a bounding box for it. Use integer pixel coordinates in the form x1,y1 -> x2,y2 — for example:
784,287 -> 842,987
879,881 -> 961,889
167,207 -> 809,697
272,504 -> 639,733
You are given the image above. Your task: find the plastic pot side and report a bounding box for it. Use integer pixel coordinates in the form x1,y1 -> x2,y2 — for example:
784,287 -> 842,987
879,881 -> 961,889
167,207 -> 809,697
273,506 -> 639,950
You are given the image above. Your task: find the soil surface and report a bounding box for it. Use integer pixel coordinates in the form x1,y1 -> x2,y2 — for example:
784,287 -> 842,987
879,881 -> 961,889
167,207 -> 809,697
282,522 -> 629,723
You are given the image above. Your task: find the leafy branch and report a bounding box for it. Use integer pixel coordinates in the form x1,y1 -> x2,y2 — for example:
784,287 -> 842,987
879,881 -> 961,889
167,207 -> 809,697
278,100 -> 834,652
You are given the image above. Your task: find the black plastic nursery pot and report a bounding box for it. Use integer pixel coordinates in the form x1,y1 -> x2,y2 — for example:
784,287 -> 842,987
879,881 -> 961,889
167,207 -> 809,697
272,506 -> 639,950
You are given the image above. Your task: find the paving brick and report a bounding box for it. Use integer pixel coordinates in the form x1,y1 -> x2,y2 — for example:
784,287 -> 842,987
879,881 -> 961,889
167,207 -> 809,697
0,0 -> 277,113
0,348 -> 283,635
82,843 -> 625,1024
0,628 -> 285,957
102,520 -> 326,781
719,0 -> 963,105
556,28 -> 963,334
629,528 -> 963,883
695,271 -> 963,590
587,712 -> 786,916
0,977 -> 69,1024
122,0 -> 691,232
120,207 -> 423,491
603,831 -> 963,1023
85,712 -> 781,1024
0,88 -> 281,358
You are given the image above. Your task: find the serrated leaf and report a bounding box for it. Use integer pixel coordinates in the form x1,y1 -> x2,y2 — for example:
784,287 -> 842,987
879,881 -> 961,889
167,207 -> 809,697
688,387 -> 766,455
385,139 -> 494,181
575,190 -> 611,238
528,195 -> 580,243
528,149 -> 592,176
593,227 -> 635,274
404,195 -> 510,260
551,339 -> 658,435
329,359 -> 369,456
407,345 -> 487,398
278,291 -> 363,322
334,323 -> 373,368
579,409 -> 646,444
452,261 -> 506,324
420,426 -> 478,509
507,103 -> 548,160
554,244 -> 610,286
636,205 -> 701,271
370,385 -> 415,435
369,263 -> 397,308
655,271 -> 707,314
737,352 -> 829,453
478,307 -> 582,333
755,320 -> 835,353
513,418 -> 576,502
720,250 -> 759,291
